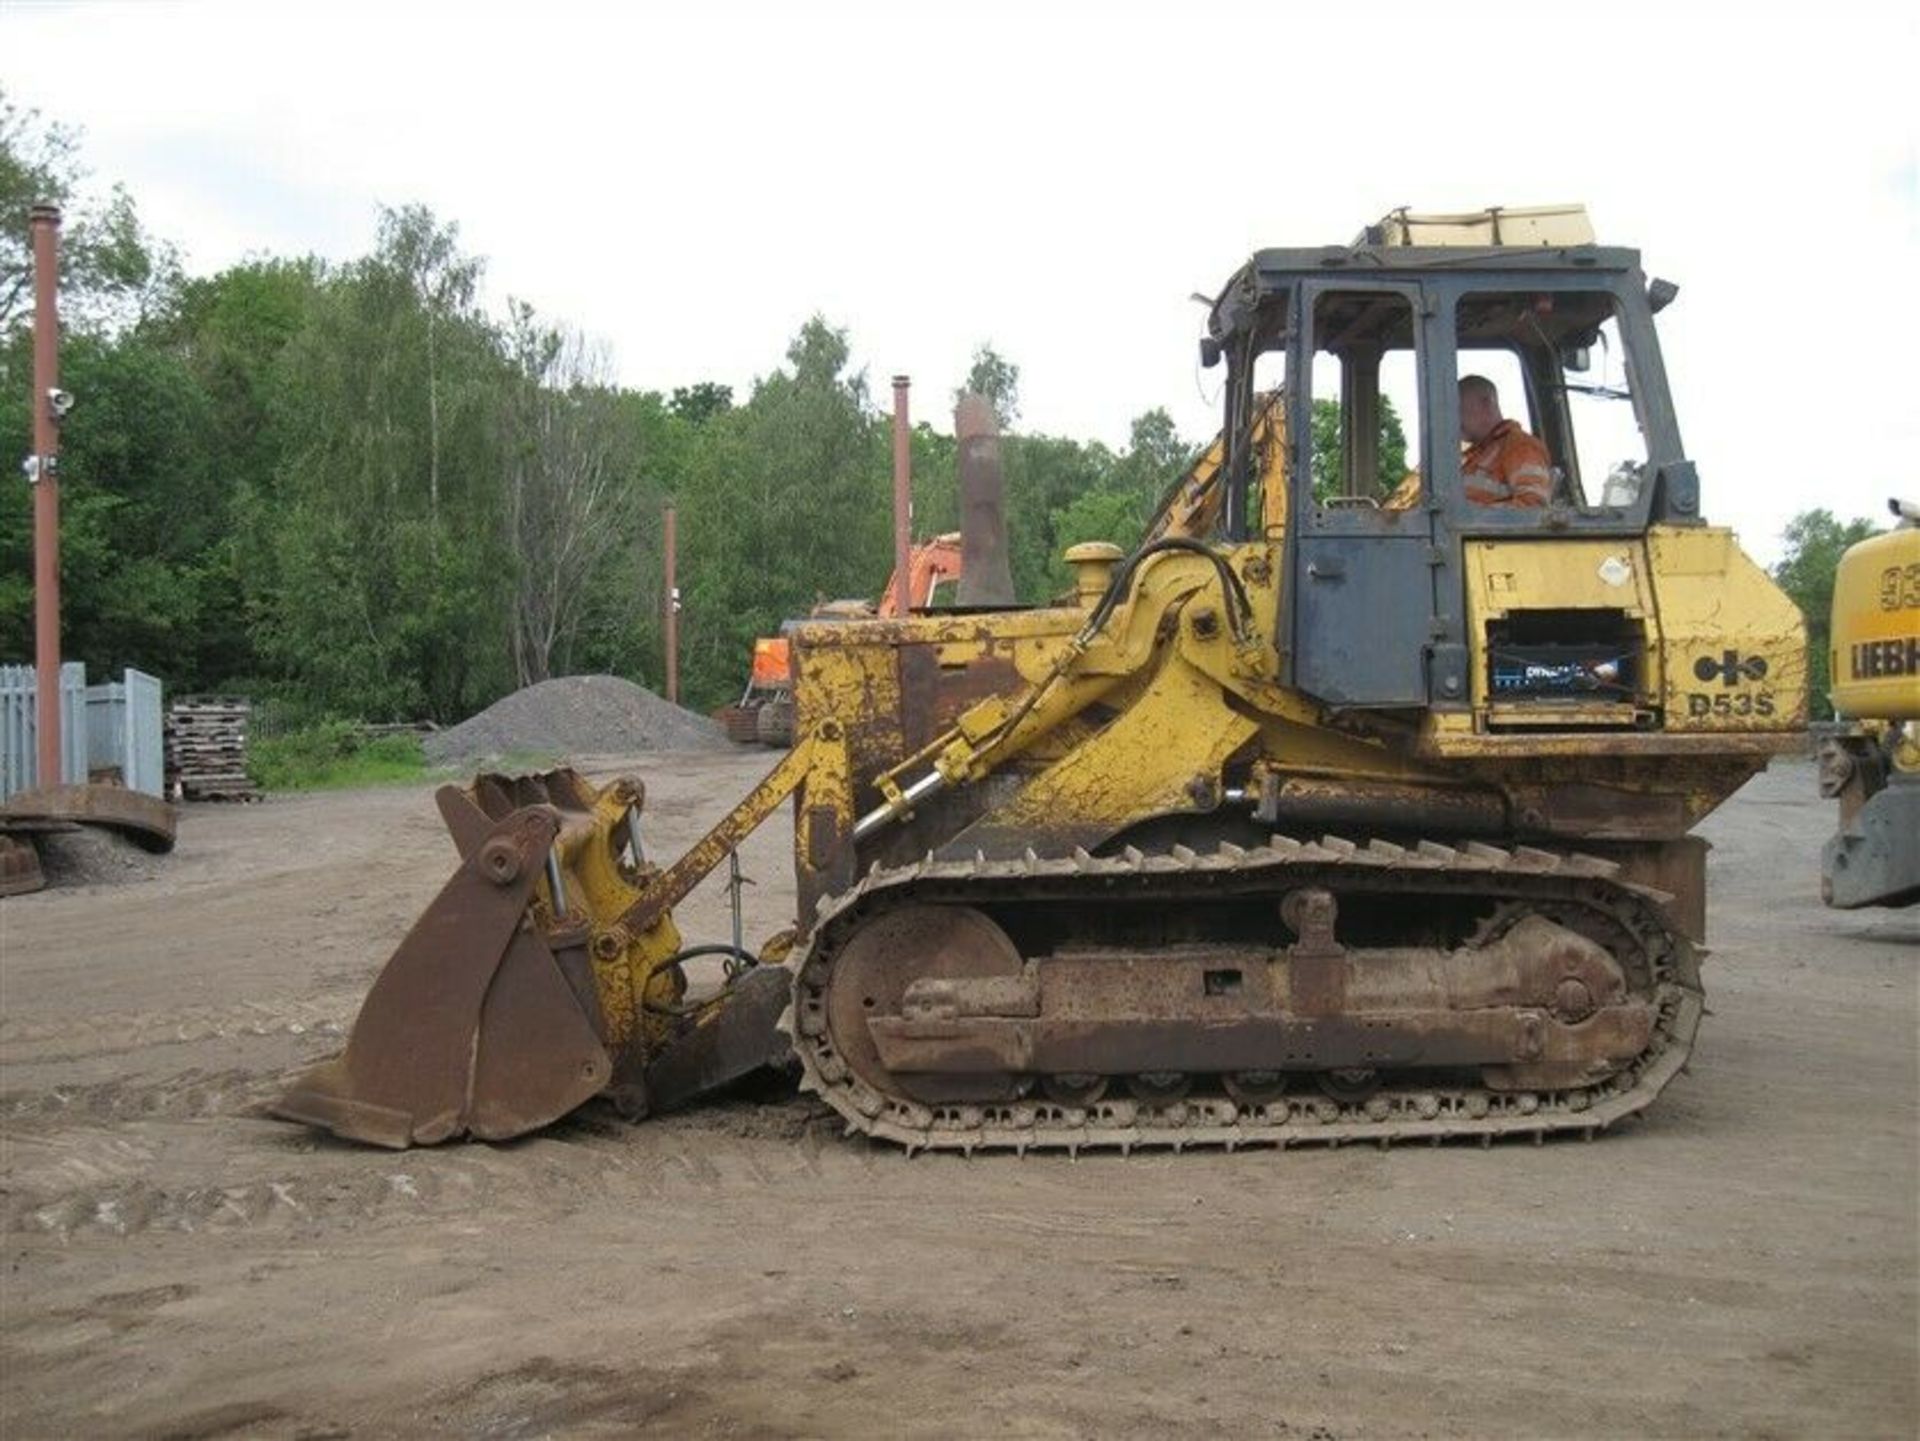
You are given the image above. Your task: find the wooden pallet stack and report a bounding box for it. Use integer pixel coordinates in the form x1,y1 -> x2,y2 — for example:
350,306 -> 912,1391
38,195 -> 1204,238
165,696 -> 259,801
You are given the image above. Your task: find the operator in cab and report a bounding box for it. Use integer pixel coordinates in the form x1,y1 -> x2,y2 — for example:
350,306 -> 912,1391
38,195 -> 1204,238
1458,374 -> 1551,507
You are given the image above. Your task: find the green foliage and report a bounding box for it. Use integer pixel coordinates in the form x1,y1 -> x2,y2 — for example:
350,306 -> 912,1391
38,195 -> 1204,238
1309,396 -> 1409,502
1,88 -> 180,336
248,721 -> 429,791
957,343 -> 1020,430
1773,508 -> 1886,718
670,382 -> 732,424
676,316 -> 890,704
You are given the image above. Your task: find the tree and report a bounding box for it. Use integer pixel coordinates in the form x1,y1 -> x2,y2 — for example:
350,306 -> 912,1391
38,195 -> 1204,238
0,87 -> 179,336
670,382 -> 732,424
1002,432 -> 1112,601
0,330 -> 220,684
499,304 -> 642,687
1032,410 -> 1194,594
1309,395 -> 1409,502
957,343 -> 1020,430
1774,508 -> 1885,718
240,212 -> 508,720
378,205 -> 482,533
675,315 -> 890,705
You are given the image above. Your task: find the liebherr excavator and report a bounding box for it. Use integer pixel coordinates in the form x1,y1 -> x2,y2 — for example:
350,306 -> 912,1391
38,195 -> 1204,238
277,206 -> 1808,1154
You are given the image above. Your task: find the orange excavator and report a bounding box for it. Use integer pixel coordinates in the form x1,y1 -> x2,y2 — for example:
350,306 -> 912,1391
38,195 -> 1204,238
717,535 -> 964,745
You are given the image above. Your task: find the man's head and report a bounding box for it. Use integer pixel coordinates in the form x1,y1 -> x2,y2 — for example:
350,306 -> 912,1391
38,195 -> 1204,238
1458,374 -> 1504,445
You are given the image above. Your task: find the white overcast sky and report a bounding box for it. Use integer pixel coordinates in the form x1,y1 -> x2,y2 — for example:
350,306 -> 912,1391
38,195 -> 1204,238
3,0 -> 1915,561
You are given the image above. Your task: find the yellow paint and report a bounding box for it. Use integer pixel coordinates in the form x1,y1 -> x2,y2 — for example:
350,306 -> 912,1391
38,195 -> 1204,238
1456,530 -> 1809,734
1829,522 -> 1920,721
1648,526 -> 1808,732
1461,537 -> 1656,716
573,513 -> 1811,1004
531,776 -> 686,1054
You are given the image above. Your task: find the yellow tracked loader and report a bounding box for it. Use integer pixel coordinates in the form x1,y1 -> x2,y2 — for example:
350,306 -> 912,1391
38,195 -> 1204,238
278,207 -> 1808,1152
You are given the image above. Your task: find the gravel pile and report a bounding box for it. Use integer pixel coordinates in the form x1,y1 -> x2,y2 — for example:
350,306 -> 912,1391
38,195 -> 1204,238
425,675 -> 731,767
36,827 -> 169,888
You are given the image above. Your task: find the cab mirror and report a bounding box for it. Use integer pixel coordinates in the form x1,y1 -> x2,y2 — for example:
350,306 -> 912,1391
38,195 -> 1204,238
1561,344 -> 1591,373
1646,277 -> 1679,314
1199,336 -> 1222,369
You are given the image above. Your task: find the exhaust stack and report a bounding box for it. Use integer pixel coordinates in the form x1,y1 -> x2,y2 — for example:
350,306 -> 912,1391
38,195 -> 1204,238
954,393 -> 1015,606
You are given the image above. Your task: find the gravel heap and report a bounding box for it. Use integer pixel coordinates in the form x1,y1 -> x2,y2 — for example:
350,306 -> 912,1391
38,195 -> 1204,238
36,827 -> 169,888
424,674 -> 731,767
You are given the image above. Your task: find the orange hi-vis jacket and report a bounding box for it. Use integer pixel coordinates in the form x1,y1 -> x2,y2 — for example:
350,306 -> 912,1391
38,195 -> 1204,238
1462,420 -> 1552,507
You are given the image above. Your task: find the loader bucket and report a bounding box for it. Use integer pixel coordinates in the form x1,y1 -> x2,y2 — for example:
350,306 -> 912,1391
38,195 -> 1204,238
274,801 -> 612,1147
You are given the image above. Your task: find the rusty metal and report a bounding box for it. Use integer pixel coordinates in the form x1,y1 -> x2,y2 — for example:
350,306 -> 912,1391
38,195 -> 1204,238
891,376 -> 912,618
955,393 -> 1015,606
1577,835 -> 1706,942
639,964 -> 795,1114
861,900 -> 1644,1080
867,1004 -> 1653,1078
1283,887 -> 1347,1015
273,803 -> 610,1147
0,782 -> 178,852
0,834 -> 46,896
1515,782 -> 1687,840
825,904 -> 1025,1104
788,833 -> 1700,1153
30,204 -> 62,788
895,644 -> 1023,754
1255,774 -> 1508,836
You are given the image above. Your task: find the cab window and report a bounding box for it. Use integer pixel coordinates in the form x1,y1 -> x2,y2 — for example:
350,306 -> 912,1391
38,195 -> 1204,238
1455,291 -> 1648,508
1307,290 -> 1422,509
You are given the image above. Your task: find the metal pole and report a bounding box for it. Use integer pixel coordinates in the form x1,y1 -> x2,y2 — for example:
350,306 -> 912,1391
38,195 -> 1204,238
663,503 -> 679,705
727,850 -> 744,955
891,375 -> 912,617
29,204 -> 62,788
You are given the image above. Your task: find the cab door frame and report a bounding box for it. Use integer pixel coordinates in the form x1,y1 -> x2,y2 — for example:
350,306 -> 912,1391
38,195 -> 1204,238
1282,276 -> 1446,709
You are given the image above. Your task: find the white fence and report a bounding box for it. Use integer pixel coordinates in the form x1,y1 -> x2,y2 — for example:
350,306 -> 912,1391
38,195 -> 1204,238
86,669 -> 166,797
0,663 -> 164,801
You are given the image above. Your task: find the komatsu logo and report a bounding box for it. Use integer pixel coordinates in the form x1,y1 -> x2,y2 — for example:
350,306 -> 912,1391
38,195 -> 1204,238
1849,636 -> 1920,679
1693,650 -> 1768,687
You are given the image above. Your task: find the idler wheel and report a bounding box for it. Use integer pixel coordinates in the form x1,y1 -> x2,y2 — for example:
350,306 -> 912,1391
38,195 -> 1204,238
826,903 -> 1024,1105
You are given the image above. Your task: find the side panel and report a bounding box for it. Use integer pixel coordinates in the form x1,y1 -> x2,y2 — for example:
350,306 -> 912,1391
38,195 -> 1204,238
1461,538 -> 1659,713
1648,528 -> 1809,731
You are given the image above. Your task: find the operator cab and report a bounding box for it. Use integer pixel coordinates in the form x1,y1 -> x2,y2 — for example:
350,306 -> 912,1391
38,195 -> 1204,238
1204,205 -> 1694,713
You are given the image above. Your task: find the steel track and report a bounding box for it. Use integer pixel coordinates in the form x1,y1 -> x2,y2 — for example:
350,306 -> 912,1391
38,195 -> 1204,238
783,834 -> 1702,1155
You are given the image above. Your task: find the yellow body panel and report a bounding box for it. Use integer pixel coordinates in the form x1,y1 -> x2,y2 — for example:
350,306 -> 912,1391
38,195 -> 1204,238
1463,538 -> 1659,717
1647,527 -> 1809,732
1458,527 -> 1809,734
1829,523 -> 1920,721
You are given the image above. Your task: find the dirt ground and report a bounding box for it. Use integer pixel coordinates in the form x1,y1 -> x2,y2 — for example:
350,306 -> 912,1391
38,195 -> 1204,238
1,753 -> 1914,1439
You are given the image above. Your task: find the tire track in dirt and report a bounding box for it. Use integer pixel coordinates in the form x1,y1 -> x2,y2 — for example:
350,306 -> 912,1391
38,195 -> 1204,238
1,1066 -> 293,1126
0,996 -> 355,1064
2,1100 -> 868,1243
